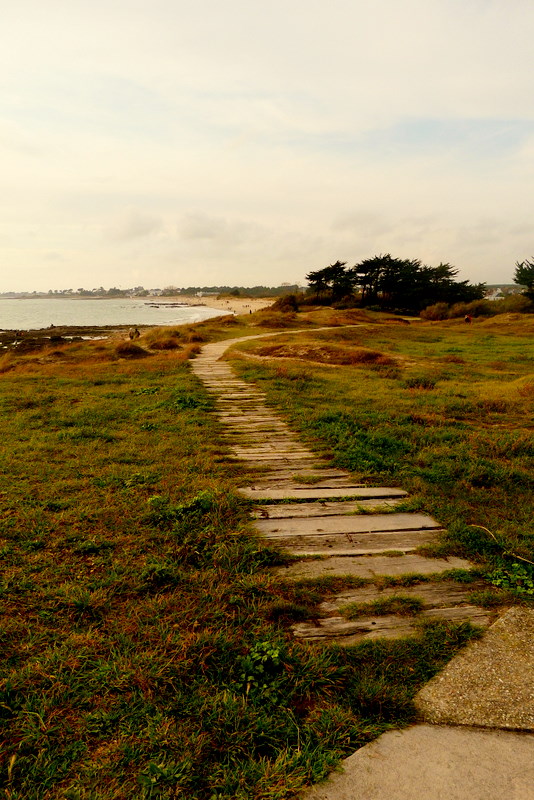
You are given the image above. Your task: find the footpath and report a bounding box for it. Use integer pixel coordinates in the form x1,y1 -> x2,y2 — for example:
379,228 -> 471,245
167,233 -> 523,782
191,333 -> 534,800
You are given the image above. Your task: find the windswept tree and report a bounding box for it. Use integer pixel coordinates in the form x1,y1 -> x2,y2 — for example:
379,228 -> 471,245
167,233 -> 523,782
514,258 -> 534,299
306,261 -> 356,301
353,255 -> 485,311
353,254 -> 423,307
306,254 -> 484,312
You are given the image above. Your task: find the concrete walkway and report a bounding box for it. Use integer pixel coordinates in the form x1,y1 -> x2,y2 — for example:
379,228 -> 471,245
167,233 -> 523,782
191,331 -> 534,800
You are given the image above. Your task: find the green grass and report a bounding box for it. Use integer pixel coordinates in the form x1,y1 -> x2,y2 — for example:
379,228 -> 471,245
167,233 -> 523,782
232,317 -> 534,570
0,338 -> 483,799
1,313 -> 527,797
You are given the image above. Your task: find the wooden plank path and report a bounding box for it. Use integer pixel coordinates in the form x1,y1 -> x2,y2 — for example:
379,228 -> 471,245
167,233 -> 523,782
191,334 -> 490,644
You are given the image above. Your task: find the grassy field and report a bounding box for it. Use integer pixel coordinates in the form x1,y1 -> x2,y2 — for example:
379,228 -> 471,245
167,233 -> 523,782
0,311 -> 531,798
232,313 -> 534,580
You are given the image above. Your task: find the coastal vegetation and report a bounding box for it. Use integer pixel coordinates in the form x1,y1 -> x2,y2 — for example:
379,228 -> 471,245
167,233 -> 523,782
0,307 -> 532,797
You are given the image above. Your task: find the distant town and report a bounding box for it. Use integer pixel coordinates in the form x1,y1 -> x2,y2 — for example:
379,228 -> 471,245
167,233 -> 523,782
0,284 -> 302,299
0,283 -> 522,301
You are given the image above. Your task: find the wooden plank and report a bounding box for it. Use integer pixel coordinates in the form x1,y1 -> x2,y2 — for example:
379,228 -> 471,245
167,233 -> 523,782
234,461 -> 323,471
291,606 -> 491,643
319,580 -> 488,612
217,415 -> 282,422
239,486 -> 406,501
253,499 -> 402,518
254,512 -> 441,536
273,554 -> 473,580
231,451 -> 316,460
244,473 -> 359,486
231,444 -> 314,453
292,615 -> 415,641
265,530 -> 440,555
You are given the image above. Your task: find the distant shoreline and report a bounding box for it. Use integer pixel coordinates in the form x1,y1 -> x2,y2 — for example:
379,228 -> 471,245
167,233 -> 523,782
0,294 -> 276,315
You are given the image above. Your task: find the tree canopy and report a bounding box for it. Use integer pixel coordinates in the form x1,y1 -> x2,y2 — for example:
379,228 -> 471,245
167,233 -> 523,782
514,258 -> 534,299
306,255 -> 485,312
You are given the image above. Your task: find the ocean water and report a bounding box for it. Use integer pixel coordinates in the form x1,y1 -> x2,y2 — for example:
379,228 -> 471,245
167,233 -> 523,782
0,297 -> 225,331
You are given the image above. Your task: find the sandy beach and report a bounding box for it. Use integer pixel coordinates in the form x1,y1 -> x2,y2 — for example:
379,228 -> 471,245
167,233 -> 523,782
173,295 -> 276,315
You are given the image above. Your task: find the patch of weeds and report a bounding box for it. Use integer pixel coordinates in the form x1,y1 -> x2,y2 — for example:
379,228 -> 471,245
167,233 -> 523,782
488,560 -> 534,596
468,589 -> 516,608
292,474 -> 328,485
138,559 -> 189,591
134,386 -> 160,395
56,586 -> 111,621
266,601 -> 316,625
59,427 -> 118,443
43,499 -> 70,512
73,539 -> 115,555
138,758 -> 194,796
165,390 -> 213,412
414,542 -> 452,559
341,595 -> 424,619
140,422 -> 158,431
237,640 -> 284,704
437,568 -> 481,583
403,376 -> 437,390
145,490 -> 216,529
476,399 -> 509,413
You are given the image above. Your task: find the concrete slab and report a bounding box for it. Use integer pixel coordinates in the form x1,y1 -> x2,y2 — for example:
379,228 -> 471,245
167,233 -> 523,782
299,724 -> 534,800
416,607 -> 534,730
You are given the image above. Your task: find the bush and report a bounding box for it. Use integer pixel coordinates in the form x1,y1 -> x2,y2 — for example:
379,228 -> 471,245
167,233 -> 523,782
448,299 -> 497,318
420,302 -> 449,321
254,311 -> 298,328
493,294 -> 534,314
271,293 -> 300,312
115,341 -> 149,358
149,337 -> 181,350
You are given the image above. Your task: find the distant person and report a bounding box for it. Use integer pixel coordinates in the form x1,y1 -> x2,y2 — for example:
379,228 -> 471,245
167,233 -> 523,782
464,315 -> 472,324
128,327 -> 140,340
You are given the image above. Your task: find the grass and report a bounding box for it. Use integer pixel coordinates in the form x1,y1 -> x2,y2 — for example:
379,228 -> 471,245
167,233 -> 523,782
0,311 -> 527,797
232,315 -> 534,571
341,596 -> 425,619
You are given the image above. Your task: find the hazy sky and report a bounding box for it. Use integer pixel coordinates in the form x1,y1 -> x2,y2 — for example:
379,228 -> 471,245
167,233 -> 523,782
2,0 -> 534,291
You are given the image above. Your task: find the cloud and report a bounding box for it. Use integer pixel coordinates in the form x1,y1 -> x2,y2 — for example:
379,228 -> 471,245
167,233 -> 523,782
2,1 -> 534,291
105,210 -> 162,242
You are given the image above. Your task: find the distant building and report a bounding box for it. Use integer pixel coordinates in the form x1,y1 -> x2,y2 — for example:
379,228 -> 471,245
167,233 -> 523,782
486,289 -> 505,301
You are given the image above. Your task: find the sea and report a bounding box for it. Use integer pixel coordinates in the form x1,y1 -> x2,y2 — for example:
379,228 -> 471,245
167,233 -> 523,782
0,297 -> 225,331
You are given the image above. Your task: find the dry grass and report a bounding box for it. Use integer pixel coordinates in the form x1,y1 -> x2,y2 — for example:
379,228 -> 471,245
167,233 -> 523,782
255,342 -> 396,366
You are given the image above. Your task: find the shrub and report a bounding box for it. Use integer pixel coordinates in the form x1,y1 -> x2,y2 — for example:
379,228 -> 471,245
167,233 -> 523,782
448,299 -> 496,318
149,337 -> 181,350
115,341 -> 149,358
420,302 -> 449,321
403,376 -> 437,390
254,311 -> 298,328
271,293 -> 300,312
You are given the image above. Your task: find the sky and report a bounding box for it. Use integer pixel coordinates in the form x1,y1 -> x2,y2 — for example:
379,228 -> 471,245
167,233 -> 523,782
1,0 -> 534,292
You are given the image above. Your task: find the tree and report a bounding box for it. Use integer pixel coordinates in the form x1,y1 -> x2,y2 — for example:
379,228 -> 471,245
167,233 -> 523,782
353,254 -> 423,307
353,255 -> 485,311
514,258 -> 534,299
306,261 -> 356,301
